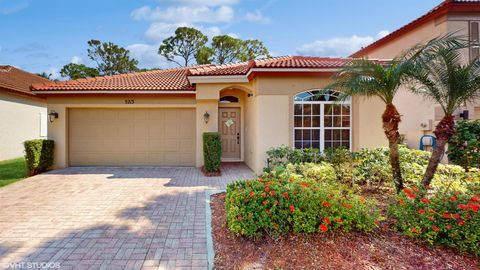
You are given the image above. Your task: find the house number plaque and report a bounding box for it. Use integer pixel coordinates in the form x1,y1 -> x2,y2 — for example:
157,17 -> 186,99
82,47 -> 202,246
124,99 -> 135,104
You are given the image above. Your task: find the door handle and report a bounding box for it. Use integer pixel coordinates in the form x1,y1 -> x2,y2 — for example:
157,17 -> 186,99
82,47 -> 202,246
236,133 -> 240,144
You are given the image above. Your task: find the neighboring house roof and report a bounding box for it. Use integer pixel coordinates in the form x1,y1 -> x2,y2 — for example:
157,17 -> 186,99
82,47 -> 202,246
351,0 -> 480,57
31,56 -> 356,93
0,65 -> 49,97
31,67 -> 196,92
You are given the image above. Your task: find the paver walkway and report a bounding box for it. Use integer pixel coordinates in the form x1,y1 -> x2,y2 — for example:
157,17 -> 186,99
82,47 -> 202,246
0,163 -> 254,270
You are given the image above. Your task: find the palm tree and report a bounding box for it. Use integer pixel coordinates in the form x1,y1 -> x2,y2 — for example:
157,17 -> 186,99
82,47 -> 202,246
403,36 -> 480,187
329,59 -> 412,193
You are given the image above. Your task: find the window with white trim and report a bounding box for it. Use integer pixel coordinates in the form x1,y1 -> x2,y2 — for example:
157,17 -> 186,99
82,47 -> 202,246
294,90 -> 351,150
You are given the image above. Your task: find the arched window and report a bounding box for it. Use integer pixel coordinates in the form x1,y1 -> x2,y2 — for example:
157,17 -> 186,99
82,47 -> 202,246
219,96 -> 239,103
294,90 -> 351,150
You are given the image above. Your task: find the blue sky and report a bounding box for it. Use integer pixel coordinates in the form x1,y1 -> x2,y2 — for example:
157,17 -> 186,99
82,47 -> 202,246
0,0 -> 442,79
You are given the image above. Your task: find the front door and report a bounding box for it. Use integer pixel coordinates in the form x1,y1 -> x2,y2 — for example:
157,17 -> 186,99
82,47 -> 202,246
219,108 -> 241,160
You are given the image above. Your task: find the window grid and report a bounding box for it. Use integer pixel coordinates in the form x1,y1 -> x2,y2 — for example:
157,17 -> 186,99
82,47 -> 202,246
293,91 -> 351,151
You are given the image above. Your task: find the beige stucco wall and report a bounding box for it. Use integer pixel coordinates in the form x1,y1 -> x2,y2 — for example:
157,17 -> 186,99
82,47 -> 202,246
360,13 -> 480,148
46,95 -> 196,168
0,92 -> 47,160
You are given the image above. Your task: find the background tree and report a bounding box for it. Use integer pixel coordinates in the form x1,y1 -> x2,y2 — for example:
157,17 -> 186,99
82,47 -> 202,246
60,63 -> 99,79
158,27 -> 208,67
209,35 -> 245,65
404,36 -> 480,186
195,46 -> 214,65
329,59 -> 412,193
239,39 -> 271,61
87,39 -> 138,75
36,72 -> 53,80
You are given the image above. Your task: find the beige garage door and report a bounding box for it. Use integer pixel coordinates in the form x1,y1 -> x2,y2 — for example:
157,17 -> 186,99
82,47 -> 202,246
68,108 -> 195,166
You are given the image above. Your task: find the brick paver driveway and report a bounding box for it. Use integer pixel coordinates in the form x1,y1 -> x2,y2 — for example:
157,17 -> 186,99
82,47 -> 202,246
0,164 -> 254,270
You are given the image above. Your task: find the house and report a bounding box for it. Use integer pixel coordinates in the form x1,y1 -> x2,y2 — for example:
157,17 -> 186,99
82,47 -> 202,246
30,0 -> 480,174
31,57 -> 389,174
0,66 -> 48,160
352,0 -> 480,148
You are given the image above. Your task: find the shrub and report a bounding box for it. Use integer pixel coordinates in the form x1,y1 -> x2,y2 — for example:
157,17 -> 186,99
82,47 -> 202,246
203,132 -> 222,173
388,186 -> 480,256
448,120 -> 480,170
225,175 -> 379,237
23,139 -> 54,176
265,145 -> 322,171
270,162 -> 337,184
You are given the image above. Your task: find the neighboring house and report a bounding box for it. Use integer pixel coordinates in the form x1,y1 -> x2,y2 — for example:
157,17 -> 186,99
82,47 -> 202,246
352,0 -> 480,148
31,57 -> 388,174
0,66 -> 48,160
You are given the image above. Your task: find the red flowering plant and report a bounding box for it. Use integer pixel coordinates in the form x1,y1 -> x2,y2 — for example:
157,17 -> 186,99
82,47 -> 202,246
225,174 -> 379,237
388,183 -> 480,256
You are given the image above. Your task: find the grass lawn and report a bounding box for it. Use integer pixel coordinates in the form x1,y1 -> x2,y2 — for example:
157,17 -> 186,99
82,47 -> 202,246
0,157 -> 27,187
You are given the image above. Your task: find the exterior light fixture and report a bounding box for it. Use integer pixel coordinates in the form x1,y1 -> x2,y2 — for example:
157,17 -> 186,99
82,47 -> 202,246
48,110 -> 58,123
203,111 -> 210,123
247,93 -> 253,97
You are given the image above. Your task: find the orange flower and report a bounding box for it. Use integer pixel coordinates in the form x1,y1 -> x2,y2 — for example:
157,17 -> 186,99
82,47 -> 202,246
431,226 -> 440,232
274,200 -> 279,205
450,196 -> 457,202
453,213 -> 460,219
249,191 -> 255,198
403,188 -> 412,194
322,202 -> 331,207
458,204 -> 468,210
399,199 -> 406,205
319,224 -> 328,233
283,192 -> 289,198
446,224 -> 452,230
342,203 -> 353,209
418,209 -> 426,214
270,191 -> 275,196
262,192 -> 267,198
335,219 -> 343,223
421,198 -> 430,204
411,228 -> 419,234
442,213 -> 452,219
428,216 -> 435,221
359,197 -> 365,204
262,200 -> 268,205
264,187 -> 269,193
458,219 -> 465,226
323,217 -> 331,224
428,209 -> 435,214
289,205 -> 295,213
406,193 -> 416,199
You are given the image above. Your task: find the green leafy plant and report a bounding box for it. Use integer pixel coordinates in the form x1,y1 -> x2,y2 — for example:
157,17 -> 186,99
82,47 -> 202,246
225,175 -> 379,237
388,186 -> 480,256
448,120 -> 480,170
203,132 -> 222,173
23,139 -> 54,176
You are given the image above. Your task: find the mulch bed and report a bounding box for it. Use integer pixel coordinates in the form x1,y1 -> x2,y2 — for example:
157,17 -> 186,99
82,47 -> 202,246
211,193 -> 479,270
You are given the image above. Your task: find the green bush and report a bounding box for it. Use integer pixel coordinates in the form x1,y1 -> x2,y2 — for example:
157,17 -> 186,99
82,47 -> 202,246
23,139 -> 54,176
265,145 -> 322,171
388,186 -> 480,256
270,162 -> 338,185
225,175 -> 379,237
203,132 -> 222,173
448,120 -> 480,170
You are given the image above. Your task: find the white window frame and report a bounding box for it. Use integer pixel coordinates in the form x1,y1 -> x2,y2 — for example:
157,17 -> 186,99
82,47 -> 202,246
293,90 -> 352,151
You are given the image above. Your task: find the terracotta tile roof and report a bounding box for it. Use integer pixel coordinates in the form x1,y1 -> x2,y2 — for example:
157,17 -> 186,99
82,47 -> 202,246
31,67 -> 195,92
352,0 -> 480,57
187,56 -> 352,76
0,66 -> 49,96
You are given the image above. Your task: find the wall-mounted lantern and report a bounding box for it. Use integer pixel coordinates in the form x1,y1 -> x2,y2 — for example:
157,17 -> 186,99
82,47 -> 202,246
48,110 -> 59,123
203,111 -> 210,124
247,93 -> 254,97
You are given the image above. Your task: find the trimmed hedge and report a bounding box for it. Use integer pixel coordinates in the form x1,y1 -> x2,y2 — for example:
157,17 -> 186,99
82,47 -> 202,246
23,139 -> 54,176
203,132 -> 222,172
448,120 -> 480,170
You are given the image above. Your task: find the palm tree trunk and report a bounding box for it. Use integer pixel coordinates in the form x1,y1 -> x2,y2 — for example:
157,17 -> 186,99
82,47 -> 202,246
422,115 -> 456,187
382,103 -> 404,193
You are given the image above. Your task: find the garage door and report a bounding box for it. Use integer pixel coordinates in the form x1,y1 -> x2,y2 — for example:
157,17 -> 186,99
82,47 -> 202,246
68,108 -> 195,166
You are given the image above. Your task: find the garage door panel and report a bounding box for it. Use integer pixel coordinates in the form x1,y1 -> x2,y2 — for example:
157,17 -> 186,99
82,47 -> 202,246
69,108 -> 195,166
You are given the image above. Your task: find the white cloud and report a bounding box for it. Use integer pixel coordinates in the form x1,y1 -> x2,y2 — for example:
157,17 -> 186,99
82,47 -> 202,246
131,5 -> 234,23
127,43 -> 172,69
161,0 -> 240,6
0,2 -> 29,15
296,30 -> 390,57
70,56 -> 82,64
244,10 -> 270,24
144,22 -> 221,42
46,67 -> 61,80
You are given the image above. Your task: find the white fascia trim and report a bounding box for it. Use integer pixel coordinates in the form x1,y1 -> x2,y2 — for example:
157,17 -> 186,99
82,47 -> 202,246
246,68 -> 341,77
30,90 -> 196,94
187,75 -> 249,84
